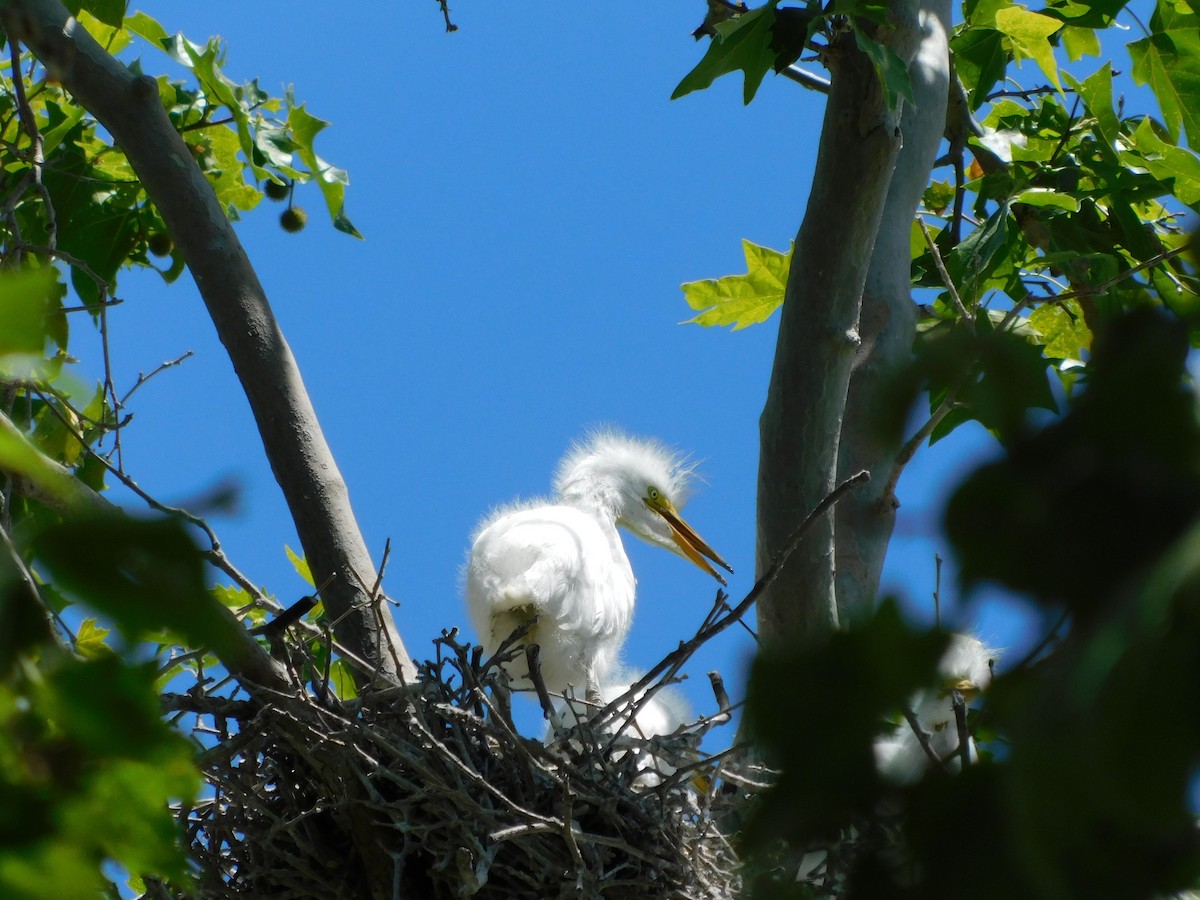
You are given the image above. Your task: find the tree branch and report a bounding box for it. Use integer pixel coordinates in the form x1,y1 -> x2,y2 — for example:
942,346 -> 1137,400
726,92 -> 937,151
0,0 -> 414,683
833,0 -> 952,627
756,20 -> 910,646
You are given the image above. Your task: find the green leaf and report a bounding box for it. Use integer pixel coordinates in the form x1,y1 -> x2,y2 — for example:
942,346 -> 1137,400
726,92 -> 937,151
0,409 -> 85,508
288,103 -> 362,238
1070,64 -> 1121,153
1129,29 -> 1200,150
1011,187 -> 1080,210
329,659 -> 359,700
1061,24 -> 1100,60
73,618 -> 113,659
854,28 -> 914,108
1029,299 -> 1092,360
40,656 -> 174,760
1150,0 -> 1199,31
681,239 -> 792,330
1039,0 -> 1128,27
34,514 -> 246,660
951,28 -> 1008,108
197,124 -> 262,212
81,0 -> 124,29
995,6 -> 1064,92
923,180 -> 956,214
1128,117 -> 1200,205
672,0 -> 781,104
744,601 -> 949,845
947,200 -> 1012,299
0,267 -> 62,381
74,9 -> 128,52
39,103 -> 86,157
286,544 -> 314,586
124,10 -> 170,47
946,308 -> 1200,610
944,324 -> 1057,444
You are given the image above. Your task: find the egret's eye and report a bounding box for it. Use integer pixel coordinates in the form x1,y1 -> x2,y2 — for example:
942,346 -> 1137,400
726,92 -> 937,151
646,486 -> 662,503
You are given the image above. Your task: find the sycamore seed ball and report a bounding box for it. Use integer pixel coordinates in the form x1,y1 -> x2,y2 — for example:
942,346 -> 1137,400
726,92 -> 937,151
263,179 -> 290,201
280,207 -> 307,233
147,232 -> 173,257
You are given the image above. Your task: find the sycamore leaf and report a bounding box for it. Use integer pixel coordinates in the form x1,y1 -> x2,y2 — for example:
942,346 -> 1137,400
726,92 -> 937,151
1129,29 -> 1200,151
1061,24 -> 1100,61
995,6 -> 1064,91
854,28 -> 915,108
286,544 -> 314,586
288,103 -> 362,238
124,10 -> 170,47
81,0 -> 125,29
681,239 -> 792,330
329,660 -> 359,700
34,515 -> 247,661
1127,117 -> 1200,205
74,618 -> 113,660
672,0 -> 780,104
1030,299 -> 1093,360
1068,65 -> 1120,153
1012,187 -> 1080,210
951,27 -> 1008,108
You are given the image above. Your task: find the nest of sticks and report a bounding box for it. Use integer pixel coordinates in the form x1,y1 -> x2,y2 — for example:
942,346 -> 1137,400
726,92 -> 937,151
161,627 -> 767,899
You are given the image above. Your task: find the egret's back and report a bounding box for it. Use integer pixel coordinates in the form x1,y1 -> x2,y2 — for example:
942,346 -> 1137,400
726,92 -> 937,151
466,503 -> 634,694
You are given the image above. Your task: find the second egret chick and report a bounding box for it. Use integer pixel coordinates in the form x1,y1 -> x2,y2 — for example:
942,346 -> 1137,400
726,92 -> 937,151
546,677 -> 693,789
466,430 -> 731,696
875,634 -> 996,785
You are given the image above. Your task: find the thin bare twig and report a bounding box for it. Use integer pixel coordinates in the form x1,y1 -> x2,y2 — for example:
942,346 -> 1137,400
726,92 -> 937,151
902,705 -> 945,770
780,64 -> 831,93
920,217 -> 972,323
952,691 -> 972,770
595,470 -> 871,732
120,351 -> 195,405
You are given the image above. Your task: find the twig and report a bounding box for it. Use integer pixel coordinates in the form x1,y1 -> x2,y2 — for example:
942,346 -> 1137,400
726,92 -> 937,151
902,705 -> 945,770
525,644 -> 557,722
1012,608 -> 1070,671
780,64 -> 830,93
8,37 -> 55,249
933,553 -> 942,628
920,217 -> 972,323
882,383 -> 961,503
596,470 -> 871,732
120,351 -> 195,405
436,0 -> 458,31
0,518 -> 64,646
952,691 -> 972,770
708,671 -> 731,717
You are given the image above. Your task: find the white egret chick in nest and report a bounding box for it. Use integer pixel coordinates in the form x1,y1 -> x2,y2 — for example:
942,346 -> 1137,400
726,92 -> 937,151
466,431 -> 731,697
875,634 -> 996,785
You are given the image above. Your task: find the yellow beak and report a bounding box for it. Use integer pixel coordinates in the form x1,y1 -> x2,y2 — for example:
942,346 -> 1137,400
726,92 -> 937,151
646,496 -> 733,586
948,678 -> 980,699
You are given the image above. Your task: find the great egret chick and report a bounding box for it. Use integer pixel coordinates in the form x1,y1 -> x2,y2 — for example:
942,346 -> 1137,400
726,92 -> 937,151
546,676 -> 692,789
466,430 -> 731,696
875,634 -> 996,785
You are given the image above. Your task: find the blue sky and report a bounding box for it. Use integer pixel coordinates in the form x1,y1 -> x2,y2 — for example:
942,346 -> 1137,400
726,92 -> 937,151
78,2 -> 1054,734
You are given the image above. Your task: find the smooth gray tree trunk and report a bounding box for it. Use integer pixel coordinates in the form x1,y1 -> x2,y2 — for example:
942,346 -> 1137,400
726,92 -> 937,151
757,0 -> 951,644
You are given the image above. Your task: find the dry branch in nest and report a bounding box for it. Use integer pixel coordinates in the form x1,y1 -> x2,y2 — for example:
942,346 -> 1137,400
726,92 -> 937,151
161,629 -> 766,899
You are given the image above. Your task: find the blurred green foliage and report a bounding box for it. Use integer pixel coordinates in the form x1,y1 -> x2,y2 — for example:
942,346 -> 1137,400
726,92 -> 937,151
0,3 -> 362,895
685,0 -> 1200,896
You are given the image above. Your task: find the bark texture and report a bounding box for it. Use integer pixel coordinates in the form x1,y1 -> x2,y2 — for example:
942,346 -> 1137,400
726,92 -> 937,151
834,0 -> 952,625
0,0 -> 414,683
757,2 -> 947,644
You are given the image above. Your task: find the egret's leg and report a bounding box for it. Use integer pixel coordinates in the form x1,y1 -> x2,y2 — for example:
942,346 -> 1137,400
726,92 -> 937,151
585,676 -> 603,708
